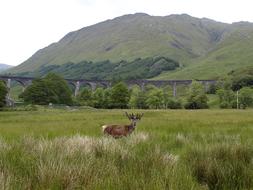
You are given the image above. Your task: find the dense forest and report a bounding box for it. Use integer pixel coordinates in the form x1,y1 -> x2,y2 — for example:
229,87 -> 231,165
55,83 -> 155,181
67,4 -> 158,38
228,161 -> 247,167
16,56 -> 179,80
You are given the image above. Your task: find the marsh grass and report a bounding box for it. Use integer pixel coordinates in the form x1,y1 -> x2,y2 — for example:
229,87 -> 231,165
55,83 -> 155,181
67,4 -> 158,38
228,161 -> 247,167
0,109 -> 253,189
0,134 -> 194,189
185,143 -> 253,190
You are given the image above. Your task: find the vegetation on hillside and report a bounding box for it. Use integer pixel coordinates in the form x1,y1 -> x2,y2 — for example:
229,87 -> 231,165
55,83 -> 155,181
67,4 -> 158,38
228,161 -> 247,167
16,56 -> 179,80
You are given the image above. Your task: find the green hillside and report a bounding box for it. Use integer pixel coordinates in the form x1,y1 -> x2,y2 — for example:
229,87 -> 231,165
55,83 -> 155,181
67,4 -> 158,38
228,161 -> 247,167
155,22 -> 253,79
8,13 -> 253,79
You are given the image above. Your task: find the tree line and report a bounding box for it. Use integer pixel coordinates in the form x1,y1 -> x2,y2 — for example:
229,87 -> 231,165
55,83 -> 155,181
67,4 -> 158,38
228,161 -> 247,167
0,73 -> 253,109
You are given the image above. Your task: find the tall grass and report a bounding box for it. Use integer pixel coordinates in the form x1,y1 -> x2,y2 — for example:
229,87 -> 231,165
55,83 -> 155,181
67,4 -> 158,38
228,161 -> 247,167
0,134 -> 197,189
0,109 -> 253,189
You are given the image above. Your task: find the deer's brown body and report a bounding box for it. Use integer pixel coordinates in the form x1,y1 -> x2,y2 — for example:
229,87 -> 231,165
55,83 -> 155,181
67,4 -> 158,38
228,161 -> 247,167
102,113 -> 143,138
102,124 -> 135,138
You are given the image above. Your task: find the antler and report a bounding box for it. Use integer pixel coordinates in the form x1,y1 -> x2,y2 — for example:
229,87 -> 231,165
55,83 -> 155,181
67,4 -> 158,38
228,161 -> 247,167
125,112 -> 131,120
126,112 -> 144,120
136,113 -> 144,119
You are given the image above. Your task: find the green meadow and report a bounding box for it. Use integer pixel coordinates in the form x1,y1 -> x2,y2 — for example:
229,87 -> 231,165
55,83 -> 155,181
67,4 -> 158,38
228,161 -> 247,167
0,108 -> 253,189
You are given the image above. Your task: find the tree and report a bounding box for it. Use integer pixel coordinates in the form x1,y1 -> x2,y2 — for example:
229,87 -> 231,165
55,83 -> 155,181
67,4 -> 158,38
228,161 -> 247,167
0,81 -> 7,108
135,91 -> 148,109
128,86 -> 148,109
217,89 -> 235,108
146,88 -> 164,109
44,73 -> 73,105
162,87 -> 172,108
110,82 -> 130,108
239,87 -> 253,109
92,88 -> 105,108
231,73 -> 253,91
216,79 -> 235,108
22,73 -> 73,105
78,87 -> 92,106
206,83 -> 217,94
103,88 -> 112,108
184,81 -> 208,109
22,79 -> 57,105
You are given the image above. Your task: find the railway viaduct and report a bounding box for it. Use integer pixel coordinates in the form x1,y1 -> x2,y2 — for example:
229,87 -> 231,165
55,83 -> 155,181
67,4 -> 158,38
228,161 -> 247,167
0,75 -> 216,105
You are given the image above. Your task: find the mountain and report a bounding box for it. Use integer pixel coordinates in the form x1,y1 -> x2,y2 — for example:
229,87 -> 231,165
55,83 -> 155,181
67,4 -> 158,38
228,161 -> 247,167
0,64 -> 12,72
9,13 -> 253,79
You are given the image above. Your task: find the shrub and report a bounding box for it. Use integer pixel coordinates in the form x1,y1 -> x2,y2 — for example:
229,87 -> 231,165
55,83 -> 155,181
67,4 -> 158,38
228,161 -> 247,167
219,101 -> 231,109
167,98 -> 182,109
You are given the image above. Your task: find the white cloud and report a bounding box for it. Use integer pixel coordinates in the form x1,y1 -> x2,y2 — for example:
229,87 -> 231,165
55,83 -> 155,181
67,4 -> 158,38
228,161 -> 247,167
0,0 -> 253,66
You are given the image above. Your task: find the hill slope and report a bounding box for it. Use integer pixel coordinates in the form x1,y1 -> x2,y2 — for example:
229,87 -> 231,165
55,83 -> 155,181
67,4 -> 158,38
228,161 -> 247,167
155,22 -> 253,79
9,13 -> 253,79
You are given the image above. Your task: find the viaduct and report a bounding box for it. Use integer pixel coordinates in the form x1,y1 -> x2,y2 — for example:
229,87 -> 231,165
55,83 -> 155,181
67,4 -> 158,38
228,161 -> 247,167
0,75 -> 216,105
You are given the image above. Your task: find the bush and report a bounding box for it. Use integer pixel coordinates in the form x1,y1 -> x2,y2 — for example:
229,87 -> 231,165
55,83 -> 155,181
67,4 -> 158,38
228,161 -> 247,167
219,101 -> 231,109
167,98 -> 182,109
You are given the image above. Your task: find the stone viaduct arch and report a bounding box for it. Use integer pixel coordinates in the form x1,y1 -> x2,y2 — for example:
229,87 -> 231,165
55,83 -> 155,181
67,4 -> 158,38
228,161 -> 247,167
0,75 -> 217,105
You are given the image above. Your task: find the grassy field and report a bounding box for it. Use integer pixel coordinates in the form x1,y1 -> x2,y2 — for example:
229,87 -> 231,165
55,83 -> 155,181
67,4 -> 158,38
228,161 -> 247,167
0,108 -> 253,189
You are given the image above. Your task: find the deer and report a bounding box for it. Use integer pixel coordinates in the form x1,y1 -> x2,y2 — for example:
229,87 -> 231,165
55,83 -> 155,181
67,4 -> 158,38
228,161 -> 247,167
102,112 -> 143,138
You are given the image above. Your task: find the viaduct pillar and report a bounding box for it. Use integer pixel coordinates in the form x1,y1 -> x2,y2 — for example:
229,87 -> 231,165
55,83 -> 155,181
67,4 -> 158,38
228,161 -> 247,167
89,83 -> 97,91
5,78 -> 14,106
74,81 -> 80,97
172,82 -> 177,97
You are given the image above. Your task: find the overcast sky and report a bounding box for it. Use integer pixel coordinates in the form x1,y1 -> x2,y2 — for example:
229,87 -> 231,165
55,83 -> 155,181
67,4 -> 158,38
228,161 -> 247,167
1,0 -> 253,66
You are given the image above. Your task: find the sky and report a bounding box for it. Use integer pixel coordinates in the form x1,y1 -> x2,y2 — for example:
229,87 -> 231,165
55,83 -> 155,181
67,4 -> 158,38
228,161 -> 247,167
1,0 -> 253,66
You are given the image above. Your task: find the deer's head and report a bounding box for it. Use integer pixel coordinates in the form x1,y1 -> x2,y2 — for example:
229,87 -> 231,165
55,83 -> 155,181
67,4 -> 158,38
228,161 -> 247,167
125,112 -> 143,127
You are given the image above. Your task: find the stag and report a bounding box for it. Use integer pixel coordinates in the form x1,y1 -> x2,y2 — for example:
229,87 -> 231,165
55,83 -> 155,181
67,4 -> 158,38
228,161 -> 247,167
102,112 -> 143,138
